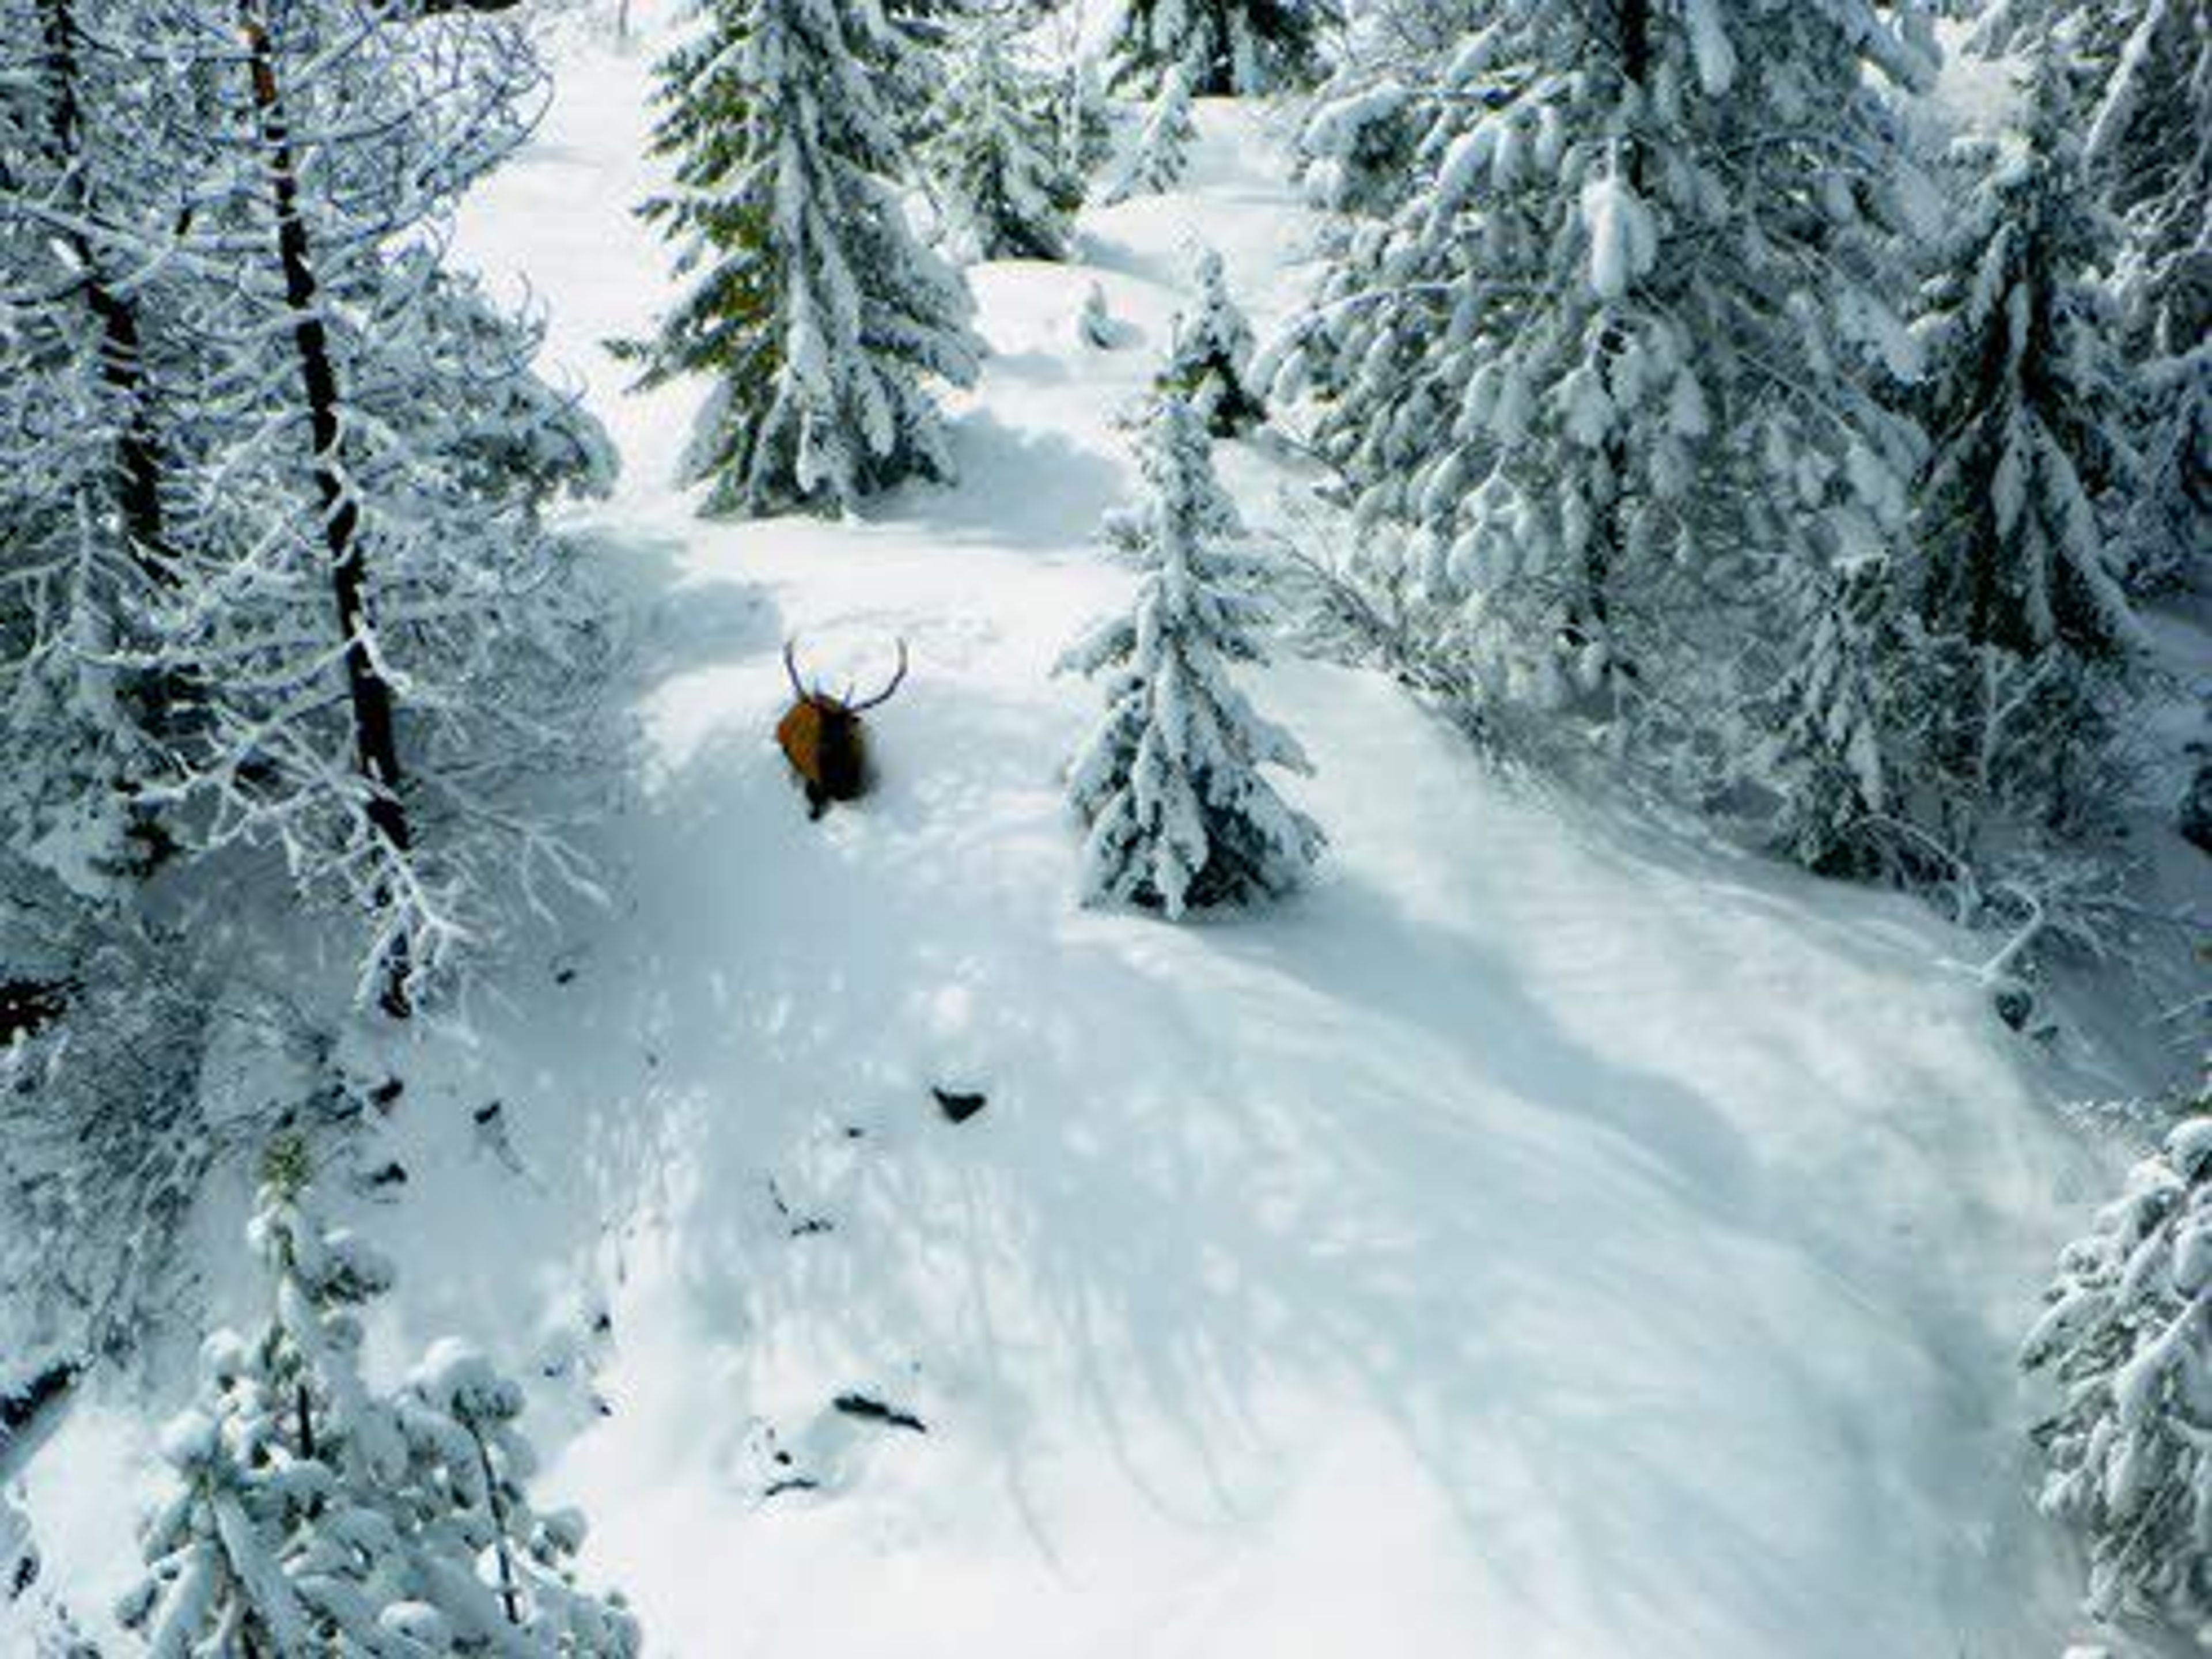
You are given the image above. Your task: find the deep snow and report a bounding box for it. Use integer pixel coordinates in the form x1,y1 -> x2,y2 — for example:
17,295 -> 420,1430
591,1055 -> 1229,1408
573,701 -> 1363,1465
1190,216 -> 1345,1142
5,10 -> 2133,1656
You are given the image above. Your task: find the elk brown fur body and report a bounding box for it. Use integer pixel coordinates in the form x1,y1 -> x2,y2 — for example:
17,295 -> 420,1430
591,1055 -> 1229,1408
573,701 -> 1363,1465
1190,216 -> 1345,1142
777,639 -> 906,817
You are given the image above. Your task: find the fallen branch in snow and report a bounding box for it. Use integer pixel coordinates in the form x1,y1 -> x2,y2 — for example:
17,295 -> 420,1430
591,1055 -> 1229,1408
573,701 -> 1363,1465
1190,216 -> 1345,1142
832,1393 -> 928,1434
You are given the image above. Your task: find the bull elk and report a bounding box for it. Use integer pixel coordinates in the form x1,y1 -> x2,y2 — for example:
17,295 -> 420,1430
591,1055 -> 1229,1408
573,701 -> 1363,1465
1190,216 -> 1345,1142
776,638 -> 907,817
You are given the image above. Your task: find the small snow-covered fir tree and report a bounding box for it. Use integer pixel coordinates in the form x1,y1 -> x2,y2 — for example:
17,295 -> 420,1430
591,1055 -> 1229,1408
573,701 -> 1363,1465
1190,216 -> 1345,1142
1060,396 -> 1321,915
627,0 -> 983,516
1104,0 -> 1333,96
1911,56 -> 2143,835
1764,557 -> 1903,877
120,1139 -> 407,1651
2126,353 -> 2209,596
1157,248 -> 1264,436
1104,65 -> 1196,202
2022,1094 -> 2212,1641
1050,46 -> 1115,180
384,1340 -> 640,1654
925,14 -> 1081,263
123,1140 -> 638,1653
119,1334 -> 338,1656
1078,281 -> 1131,349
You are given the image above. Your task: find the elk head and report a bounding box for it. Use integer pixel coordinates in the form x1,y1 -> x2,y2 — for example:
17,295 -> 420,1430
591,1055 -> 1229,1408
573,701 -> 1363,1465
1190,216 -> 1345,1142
775,638 -> 907,818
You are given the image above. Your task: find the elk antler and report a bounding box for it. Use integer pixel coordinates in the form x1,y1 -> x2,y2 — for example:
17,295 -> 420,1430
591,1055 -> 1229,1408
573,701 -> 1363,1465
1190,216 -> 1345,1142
850,639 -> 909,711
783,638 -> 809,701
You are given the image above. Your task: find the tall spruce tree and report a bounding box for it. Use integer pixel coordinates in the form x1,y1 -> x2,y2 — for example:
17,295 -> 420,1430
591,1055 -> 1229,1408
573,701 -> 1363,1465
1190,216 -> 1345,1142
1911,55 -> 2143,838
1967,0 -> 2209,597
626,0 -> 984,516
1059,396 -> 1321,915
2083,0 -> 2210,596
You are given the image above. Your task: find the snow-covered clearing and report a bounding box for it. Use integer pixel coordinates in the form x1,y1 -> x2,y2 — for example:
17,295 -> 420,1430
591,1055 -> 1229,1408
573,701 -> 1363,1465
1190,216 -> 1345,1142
12,14 -> 2119,1657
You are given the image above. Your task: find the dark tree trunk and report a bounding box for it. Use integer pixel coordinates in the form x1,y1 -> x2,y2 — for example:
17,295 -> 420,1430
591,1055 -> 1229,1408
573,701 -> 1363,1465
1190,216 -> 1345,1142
36,0 -> 172,579
1570,0 -> 1654,679
240,1 -> 415,1017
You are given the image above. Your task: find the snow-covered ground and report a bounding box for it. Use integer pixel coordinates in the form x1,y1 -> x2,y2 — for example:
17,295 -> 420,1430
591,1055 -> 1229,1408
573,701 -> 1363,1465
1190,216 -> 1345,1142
7,12 -> 2137,1657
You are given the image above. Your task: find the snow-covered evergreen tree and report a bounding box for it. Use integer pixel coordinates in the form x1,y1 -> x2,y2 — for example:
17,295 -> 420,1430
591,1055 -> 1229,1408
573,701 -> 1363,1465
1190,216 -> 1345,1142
1078,281 -> 1131,349
1764,558 -> 1903,876
0,865 -> 219,1369
1104,0 -> 1333,95
0,0 -> 192,897
119,1139 -> 408,1652
1157,248 -> 1264,435
1104,65 -> 1196,202
2080,0 -> 2209,364
1050,43 -> 1115,180
2084,0 -> 2210,596
1967,0 -> 2209,599
1272,0 -> 1935,802
2126,354 -> 2209,596
122,1140 -> 638,1653
1,1 -> 622,1011
383,1340 -> 640,1654
626,0 -> 984,516
1060,396 -> 1321,915
1911,57 -> 2143,836
926,13 -> 1081,263
120,1334 -> 339,1656
2022,1094 -> 2212,1642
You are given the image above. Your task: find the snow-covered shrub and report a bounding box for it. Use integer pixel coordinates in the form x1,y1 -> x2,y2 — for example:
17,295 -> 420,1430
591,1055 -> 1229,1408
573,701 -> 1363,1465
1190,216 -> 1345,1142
624,0 -> 983,516
1059,397 -> 1322,915
1105,66 -> 1196,202
1157,249 -> 1265,437
2024,1096 -> 2212,1643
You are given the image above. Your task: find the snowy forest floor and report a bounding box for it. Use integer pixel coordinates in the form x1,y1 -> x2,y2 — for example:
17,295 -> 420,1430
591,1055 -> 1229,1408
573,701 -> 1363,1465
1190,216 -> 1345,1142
6,12 -> 2186,1658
